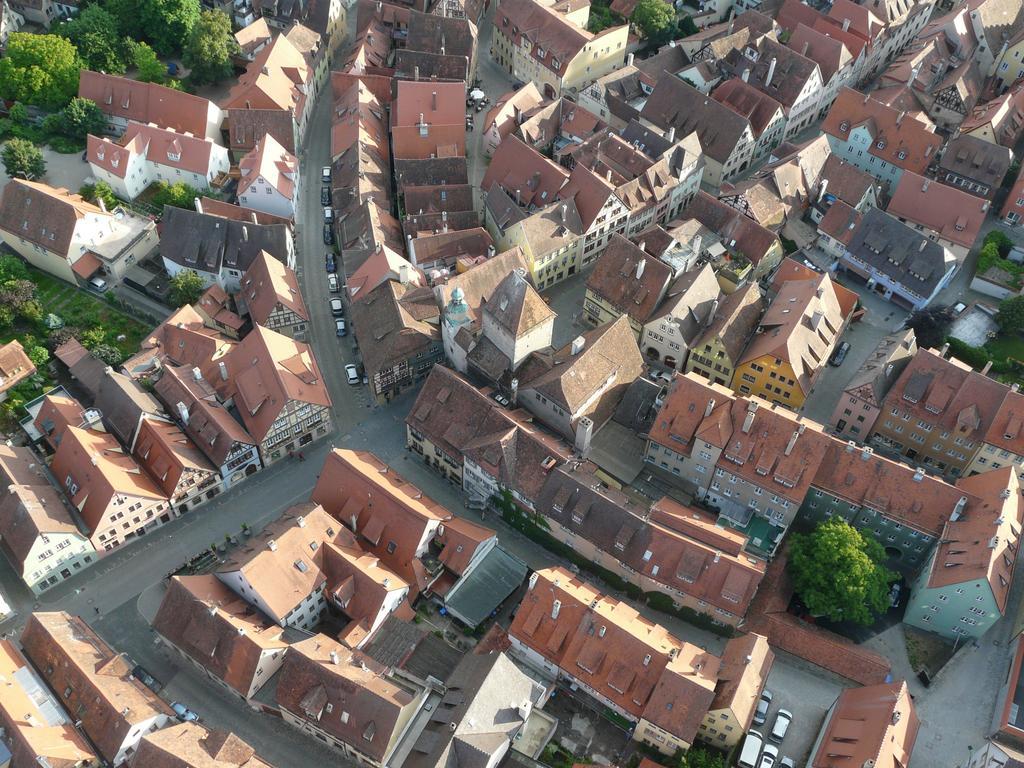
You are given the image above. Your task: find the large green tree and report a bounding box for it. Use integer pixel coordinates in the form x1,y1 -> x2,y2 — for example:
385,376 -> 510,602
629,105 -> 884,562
788,518 -> 895,626
0,33 -> 81,109
1,138 -> 46,180
141,0 -> 201,56
152,181 -> 200,210
57,5 -> 127,74
46,97 -> 106,141
998,295 -> 1024,333
169,269 -> 206,306
183,10 -> 239,84
131,41 -> 169,83
632,0 -> 676,44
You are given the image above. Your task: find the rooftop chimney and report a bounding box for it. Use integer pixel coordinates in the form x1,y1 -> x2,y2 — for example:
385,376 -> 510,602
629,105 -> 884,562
177,401 -> 190,425
97,196 -> 107,214
842,17 -> 851,31
784,430 -> 799,456
560,203 -> 567,222
940,342 -> 950,358
626,52 -> 634,66
219,361 -> 228,381
742,402 -> 758,433
571,336 -> 586,355
268,539 -> 278,551
913,467 -> 925,482
432,91 -> 437,111
766,57 -> 778,85
414,65 -> 420,80
666,126 -> 675,142
636,258 -> 646,280
742,68 -> 750,82
330,650 -> 340,664
242,225 -> 249,242
194,197 -> 203,214
860,446 -> 873,461
551,599 -> 561,619
704,398 -> 716,417
982,361 -> 993,376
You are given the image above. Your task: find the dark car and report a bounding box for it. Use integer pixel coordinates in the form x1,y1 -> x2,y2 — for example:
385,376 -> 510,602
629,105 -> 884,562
131,665 -> 162,693
829,341 -> 851,367
321,186 -> 331,206
325,252 -> 337,273
323,223 -> 334,245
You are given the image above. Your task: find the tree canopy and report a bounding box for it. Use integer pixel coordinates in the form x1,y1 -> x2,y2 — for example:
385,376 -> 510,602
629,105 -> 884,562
44,97 -> 106,141
183,10 -> 239,84
80,181 -> 119,210
152,181 -> 201,210
57,5 -> 128,74
998,295 -> 1024,333
632,0 -> 676,44
788,518 -> 895,626
1,138 -> 46,180
169,269 -> 206,306
131,41 -> 170,83
140,0 -> 202,56
0,33 -> 81,109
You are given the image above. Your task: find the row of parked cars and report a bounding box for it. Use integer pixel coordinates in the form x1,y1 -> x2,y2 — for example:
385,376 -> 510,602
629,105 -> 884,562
132,665 -> 200,723
325,252 -> 366,387
739,690 -> 795,768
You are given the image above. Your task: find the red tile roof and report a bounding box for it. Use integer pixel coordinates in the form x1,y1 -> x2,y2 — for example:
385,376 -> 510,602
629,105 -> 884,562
887,172 -> 988,249
79,70 -> 218,137
0,340 -> 35,395
811,681 -> 919,768
239,250 -> 308,326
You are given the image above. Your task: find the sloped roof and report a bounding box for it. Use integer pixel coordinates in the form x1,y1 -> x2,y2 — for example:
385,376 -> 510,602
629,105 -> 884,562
585,234 -> 672,324
887,172 -> 988,249
238,133 -> 297,202
79,70 -> 217,137
239,250 -> 308,326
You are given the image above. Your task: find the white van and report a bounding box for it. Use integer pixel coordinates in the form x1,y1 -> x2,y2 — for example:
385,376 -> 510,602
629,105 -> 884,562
738,730 -> 764,768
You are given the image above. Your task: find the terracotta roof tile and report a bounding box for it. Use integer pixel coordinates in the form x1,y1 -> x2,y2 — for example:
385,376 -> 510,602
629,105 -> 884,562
79,70 -> 219,138
134,722 -> 274,767
811,681 -> 919,768
238,133 -> 298,202
585,234 -> 673,324
239,250 -> 308,327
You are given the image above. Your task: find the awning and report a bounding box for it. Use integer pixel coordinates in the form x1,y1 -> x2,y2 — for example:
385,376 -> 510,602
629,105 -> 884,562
71,252 -> 103,279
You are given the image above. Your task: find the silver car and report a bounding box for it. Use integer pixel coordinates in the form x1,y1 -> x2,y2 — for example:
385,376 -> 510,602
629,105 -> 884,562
753,689 -> 773,726
770,709 -> 792,743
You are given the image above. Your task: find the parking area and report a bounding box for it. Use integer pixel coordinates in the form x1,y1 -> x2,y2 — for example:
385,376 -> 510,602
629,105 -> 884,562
0,144 -> 95,192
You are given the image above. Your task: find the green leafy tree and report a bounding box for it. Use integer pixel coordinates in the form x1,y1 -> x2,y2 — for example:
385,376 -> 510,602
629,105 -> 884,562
169,269 -> 206,306
131,41 -> 169,83
788,518 -> 895,626
90,343 -> 123,366
0,254 -> 28,283
7,102 -> 28,126
985,229 -> 1015,258
57,5 -> 127,74
0,33 -> 81,109
679,746 -> 727,768
141,0 -> 201,56
80,181 -> 119,210
152,180 -> 200,210
678,14 -> 699,36
20,334 -> 49,369
80,326 -> 107,349
50,97 -> 106,140
183,10 -> 238,84
1,138 -> 45,179
904,305 -> 953,349
631,0 -> 676,43
998,295 -> 1024,333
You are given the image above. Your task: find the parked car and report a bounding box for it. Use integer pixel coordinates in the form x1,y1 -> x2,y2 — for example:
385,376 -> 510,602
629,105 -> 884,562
889,582 -> 902,607
758,744 -> 779,768
952,301 -> 967,317
335,319 -> 347,337
493,392 -> 510,407
737,731 -> 764,768
779,758 -> 796,768
328,274 -> 339,293
753,690 -> 773,725
171,702 -> 199,722
325,253 -> 337,273
829,341 -> 851,367
329,298 -> 344,317
323,223 -> 334,245
131,665 -> 161,693
345,363 -> 359,385
321,166 -> 331,183
769,710 -> 792,743
89,276 -> 109,293
321,186 -> 331,206
323,206 -> 333,222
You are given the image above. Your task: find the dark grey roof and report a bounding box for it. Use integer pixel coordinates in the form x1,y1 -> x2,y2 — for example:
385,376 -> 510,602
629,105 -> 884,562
406,9 -> 475,58
95,370 -> 163,448
403,633 -> 463,682
395,50 -> 470,82
846,208 -> 953,301
362,615 -> 428,668
395,158 -> 470,189
443,546 -> 528,627
611,377 -> 662,433
938,134 -> 1012,190
160,206 -> 293,276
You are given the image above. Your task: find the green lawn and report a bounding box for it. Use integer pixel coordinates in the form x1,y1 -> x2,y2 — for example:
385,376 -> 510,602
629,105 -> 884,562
26,267 -> 151,357
985,332 -> 1024,362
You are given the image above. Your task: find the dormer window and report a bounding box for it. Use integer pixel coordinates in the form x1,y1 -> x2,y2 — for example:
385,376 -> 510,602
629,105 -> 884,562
897,150 -> 906,160
167,151 -> 181,162
97,148 -> 105,161
111,157 -> 119,168
875,140 -> 886,149
839,121 -> 850,132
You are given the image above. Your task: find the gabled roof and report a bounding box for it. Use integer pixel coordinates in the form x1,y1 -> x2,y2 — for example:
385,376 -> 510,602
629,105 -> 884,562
219,325 -> 331,443
0,179 -> 105,258
788,22 -> 853,83
640,74 -> 751,164
20,612 -> 174,764
823,87 -> 942,175
962,79 -> 1024,147
683,192 -> 781,266
222,34 -> 310,119
275,636 -> 414,763
938,134 -> 1011,190
586,234 -> 673,324
159,206 -> 293,277
135,723 -> 274,768
724,37 -> 820,112
483,268 -> 555,338
482,135 -> 569,209
79,70 -> 217,137
133,417 -> 216,498
739,274 -> 847,394
693,282 -> 764,364
887,172 -> 988,249
95,369 -> 164,447
0,340 -> 35,395
238,133 -> 297,202
153,575 -> 290,697
711,78 -> 785,138
89,121 -> 221,178
239,250 -> 308,326
711,633 -> 774,730
348,279 -> 440,381
811,681 -> 919,768
496,0 -> 611,76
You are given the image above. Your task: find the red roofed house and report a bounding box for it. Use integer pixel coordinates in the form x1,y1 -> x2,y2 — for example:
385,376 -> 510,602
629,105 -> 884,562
237,133 -> 299,219
808,681 -> 919,768
21,612 -> 175,767
886,171 -> 988,259
509,567 -> 734,755
0,340 -> 35,401
823,87 -> 942,188
237,250 -> 308,338
391,80 -> 466,160
153,574 -> 291,700
132,417 -> 220,513
216,325 -> 332,466
87,122 -> 230,201
0,179 -> 158,286
711,78 -> 787,161
78,70 -> 225,142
